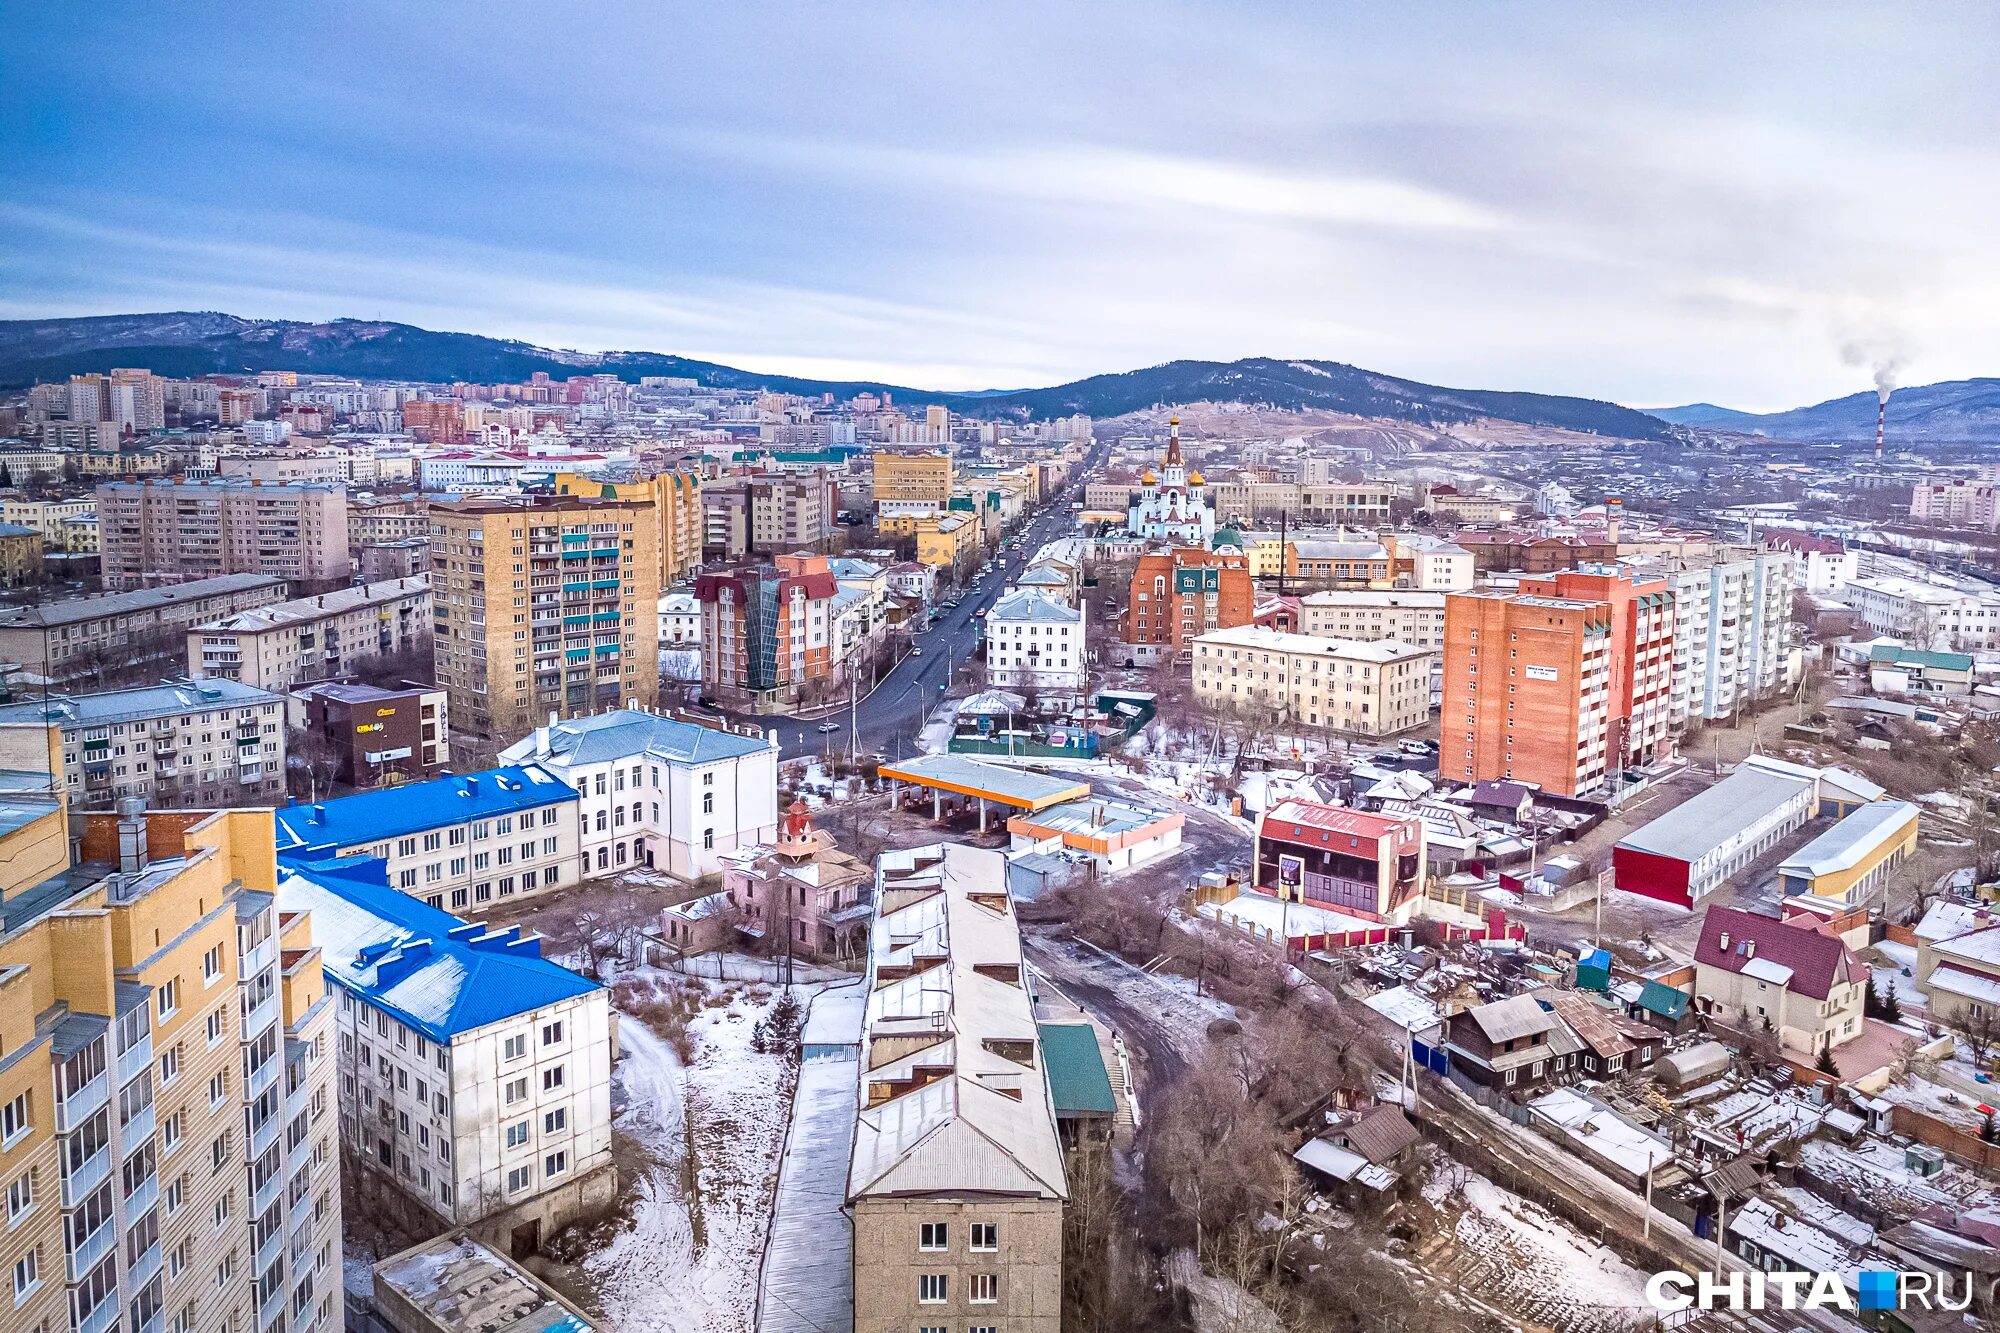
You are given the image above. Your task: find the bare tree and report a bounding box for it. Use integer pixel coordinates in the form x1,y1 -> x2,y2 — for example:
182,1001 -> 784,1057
286,725 -> 345,800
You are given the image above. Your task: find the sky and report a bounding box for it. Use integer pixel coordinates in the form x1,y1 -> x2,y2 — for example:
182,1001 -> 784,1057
3,2 -> 1997,411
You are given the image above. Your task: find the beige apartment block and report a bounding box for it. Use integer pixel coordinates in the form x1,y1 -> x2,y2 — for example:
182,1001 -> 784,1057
871,451 -> 953,514
0,498 -> 98,552
0,767 -> 344,1333
552,470 -> 704,587
188,576 -> 432,691
0,575 -> 290,684
1296,590 -> 1446,651
1191,624 -> 1433,736
428,496 -> 661,740
97,479 -> 351,590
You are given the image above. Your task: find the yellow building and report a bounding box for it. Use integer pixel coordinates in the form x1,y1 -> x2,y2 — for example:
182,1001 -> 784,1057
871,450 -> 953,513
1774,799 -> 1920,904
0,729 -> 344,1333
428,495 -> 661,739
914,514 -> 977,572
553,469 -> 703,587
0,524 -> 43,586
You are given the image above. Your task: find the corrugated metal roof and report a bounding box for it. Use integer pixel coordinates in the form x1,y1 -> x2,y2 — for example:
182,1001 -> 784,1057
274,765 -> 576,854
1614,764 -> 1814,863
1777,800 -> 1918,880
1038,1022 -> 1116,1116
500,708 -> 772,769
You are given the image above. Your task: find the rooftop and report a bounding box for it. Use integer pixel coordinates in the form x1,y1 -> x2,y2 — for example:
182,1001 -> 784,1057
1037,1022 -> 1116,1117
877,754 -> 1089,812
1262,798 -> 1417,845
278,856 -> 598,1043
498,708 -> 773,769
372,1232 -> 596,1333
1777,800 -> 1919,881
0,573 -> 285,629
1614,762 -> 1816,864
275,765 -> 576,855
1193,624 -> 1430,662
1693,904 -> 1867,1001
0,677 -> 284,729
195,576 -> 430,633
989,588 -> 1080,624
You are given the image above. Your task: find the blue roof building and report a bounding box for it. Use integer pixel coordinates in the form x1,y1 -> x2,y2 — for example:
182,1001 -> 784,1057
276,765 -> 578,859
278,856 -> 598,1043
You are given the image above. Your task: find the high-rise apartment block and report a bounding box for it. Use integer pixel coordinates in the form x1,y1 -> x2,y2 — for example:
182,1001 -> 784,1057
1645,548 -> 1792,727
848,844 -> 1065,1333
67,369 -> 166,433
552,470 -> 703,587
427,496 -> 661,740
97,480 -> 351,591
1909,479 -> 2000,529
698,472 -> 836,559
1442,565 -> 1675,797
0,782 -> 344,1333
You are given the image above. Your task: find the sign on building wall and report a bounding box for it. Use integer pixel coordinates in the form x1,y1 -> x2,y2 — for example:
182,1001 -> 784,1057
1524,664 -> 1559,682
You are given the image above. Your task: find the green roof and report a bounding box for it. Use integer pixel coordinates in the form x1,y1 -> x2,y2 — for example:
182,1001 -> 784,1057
1038,1022 -> 1116,1116
1637,979 -> 1690,1020
1868,643 -> 1973,672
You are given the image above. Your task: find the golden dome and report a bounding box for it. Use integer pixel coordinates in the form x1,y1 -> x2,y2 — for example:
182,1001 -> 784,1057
1141,470 -> 1158,485
1188,469 -> 1205,485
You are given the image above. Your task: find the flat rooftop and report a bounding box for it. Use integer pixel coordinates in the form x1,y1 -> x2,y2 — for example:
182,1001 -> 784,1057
878,754 -> 1089,812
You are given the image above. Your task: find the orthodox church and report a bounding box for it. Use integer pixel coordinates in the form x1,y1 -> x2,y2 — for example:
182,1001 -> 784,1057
1127,417 -> 1215,545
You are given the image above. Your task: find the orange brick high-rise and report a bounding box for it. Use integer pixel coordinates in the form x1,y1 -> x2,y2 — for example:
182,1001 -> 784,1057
1122,546 -> 1255,667
1441,564 -> 1674,798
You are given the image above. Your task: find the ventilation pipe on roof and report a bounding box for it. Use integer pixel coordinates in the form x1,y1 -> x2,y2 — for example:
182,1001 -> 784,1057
463,776 -> 479,797
1743,940 -> 1756,960
310,803 -> 326,824
115,796 -> 147,874
1717,932 -> 1730,953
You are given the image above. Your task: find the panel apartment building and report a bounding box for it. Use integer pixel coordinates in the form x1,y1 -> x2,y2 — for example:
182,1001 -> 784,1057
277,858 -> 613,1254
0,782 -> 344,1333
551,469 -> 704,588
0,677 -> 289,811
1441,565 -> 1675,798
849,844 -> 1065,1333
1190,625 -> 1432,736
427,496 -> 661,740
188,576 -> 432,692
98,479 -> 351,591
870,450 -> 953,519
0,575 -> 289,685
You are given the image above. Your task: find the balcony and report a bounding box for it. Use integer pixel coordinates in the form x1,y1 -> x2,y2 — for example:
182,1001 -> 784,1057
115,1032 -> 153,1088
56,1067 -> 110,1133
77,1292 -> 120,1333
243,991 -> 279,1043
61,1142 -> 111,1207
252,1165 -> 284,1218
127,1236 -> 162,1291
123,1165 -> 158,1219
258,1278 -> 289,1332
66,1213 -> 116,1282
254,1220 -> 285,1275
120,1100 -> 155,1149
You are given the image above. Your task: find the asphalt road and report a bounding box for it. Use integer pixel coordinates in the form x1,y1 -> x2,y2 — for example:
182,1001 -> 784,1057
726,440 -> 1110,762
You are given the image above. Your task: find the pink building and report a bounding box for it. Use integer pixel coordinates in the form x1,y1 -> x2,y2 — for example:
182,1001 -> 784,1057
721,801 -> 872,962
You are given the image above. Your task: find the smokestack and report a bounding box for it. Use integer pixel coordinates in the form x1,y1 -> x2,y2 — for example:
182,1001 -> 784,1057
1876,390 -> 1888,461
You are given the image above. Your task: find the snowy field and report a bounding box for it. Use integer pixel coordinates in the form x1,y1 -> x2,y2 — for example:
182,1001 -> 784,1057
587,965 -> 817,1333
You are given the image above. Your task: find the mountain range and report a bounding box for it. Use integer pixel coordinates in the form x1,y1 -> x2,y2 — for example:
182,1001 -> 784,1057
1653,379 -> 2000,444
0,312 -> 1677,442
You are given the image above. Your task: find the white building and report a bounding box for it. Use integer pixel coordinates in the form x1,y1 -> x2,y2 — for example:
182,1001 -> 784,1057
500,709 -> 782,880
1393,533 -> 1476,591
1295,590 -> 1445,650
657,591 -> 700,647
279,859 -> 615,1248
1127,418 -> 1214,545
274,766 -> 583,913
1839,574 -> 2000,651
1647,547 -> 1793,727
985,588 -> 1086,695
1765,531 -> 1858,596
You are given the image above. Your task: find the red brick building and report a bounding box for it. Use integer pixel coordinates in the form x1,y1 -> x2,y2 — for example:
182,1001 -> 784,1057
1121,545 -> 1254,667
695,552 -> 840,711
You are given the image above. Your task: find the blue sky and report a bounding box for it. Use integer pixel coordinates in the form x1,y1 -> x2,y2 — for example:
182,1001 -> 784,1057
3,2 -> 1996,409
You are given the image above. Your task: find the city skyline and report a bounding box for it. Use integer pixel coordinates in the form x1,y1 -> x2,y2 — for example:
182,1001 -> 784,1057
4,2 -> 1998,410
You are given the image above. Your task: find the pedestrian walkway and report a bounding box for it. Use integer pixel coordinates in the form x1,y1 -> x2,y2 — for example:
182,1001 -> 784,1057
757,980 -> 865,1333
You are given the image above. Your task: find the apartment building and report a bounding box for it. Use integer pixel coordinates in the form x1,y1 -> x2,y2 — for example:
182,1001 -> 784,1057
0,498 -> 98,552
498,709 -> 781,881
1191,625 -> 1432,736
278,857 -> 613,1252
849,843 -> 1065,1333
1122,546 -> 1255,666
0,524 -> 44,586
551,469 -> 703,587
348,498 -> 431,553
0,784 -> 344,1333
1640,547 -> 1792,727
295,682 -> 450,789
985,589 -> 1086,694
1839,574 -> 2000,651
0,677 -> 288,811
427,495 -> 661,740
1440,590 -> 1614,798
0,575 -> 290,684
187,577 -> 432,692
695,553 -> 840,712
1764,530 -> 1857,596
97,479 -> 351,590
870,450 -> 953,516
68,368 -> 167,432
1390,533 -> 1476,591
1296,591 -> 1446,651
215,456 -> 350,485
273,767 -> 581,913
1519,565 -> 1678,772
1909,479 -> 2000,529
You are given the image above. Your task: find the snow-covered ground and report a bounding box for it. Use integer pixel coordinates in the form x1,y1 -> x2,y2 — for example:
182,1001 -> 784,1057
588,968 -> 815,1333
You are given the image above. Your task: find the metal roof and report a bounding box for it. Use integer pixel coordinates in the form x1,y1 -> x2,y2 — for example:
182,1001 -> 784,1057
196,576 -> 429,633
0,573 -> 285,629
274,765 -> 577,854
1465,993 -> 1561,1044
1777,800 -> 1918,881
278,856 -> 599,1043
1614,763 -> 1815,864
989,588 -> 1080,625
877,754 -> 1089,812
499,708 -> 773,769
1037,1022 -> 1116,1117
0,677 -> 283,729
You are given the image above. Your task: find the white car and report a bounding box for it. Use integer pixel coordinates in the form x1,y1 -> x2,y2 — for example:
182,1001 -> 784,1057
816,721 -> 842,734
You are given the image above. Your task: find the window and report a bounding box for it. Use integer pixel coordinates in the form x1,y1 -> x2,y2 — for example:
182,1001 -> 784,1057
543,1106 -> 566,1134
541,1021 -> 564,1046
505,1121 -> 530,1149
202,944 -> 223,983
919,1222 -> 948,1251
504,1034 -> 526,1060
5,1170 -> 32,1225
544,1151 -> 567,1178
157,978 -> 179,1019
970,1222 -> 998,1251
206,1009 -> 224,1045
506,1166 -> 532,1193
159,1043 -> 181,1087
11,1248 -> 37,1302
0,1094 -> 26,1146
968,1273 -> 998,1304
542,1066 -> 565,1092
917,1274 -> 947,1304
504,1077 -> 528,1106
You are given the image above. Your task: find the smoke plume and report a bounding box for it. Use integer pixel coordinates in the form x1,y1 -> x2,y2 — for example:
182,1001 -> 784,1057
1838,336 -> 1907,404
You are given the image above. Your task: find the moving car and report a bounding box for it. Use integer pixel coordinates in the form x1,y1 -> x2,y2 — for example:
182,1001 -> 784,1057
816,721 -> 842,733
